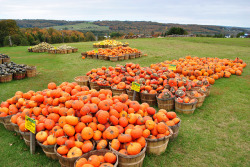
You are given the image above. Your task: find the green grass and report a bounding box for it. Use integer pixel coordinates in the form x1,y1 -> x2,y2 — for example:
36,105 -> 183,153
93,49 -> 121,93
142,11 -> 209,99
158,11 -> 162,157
0,37 -> 250,167
50,22 -> 109,31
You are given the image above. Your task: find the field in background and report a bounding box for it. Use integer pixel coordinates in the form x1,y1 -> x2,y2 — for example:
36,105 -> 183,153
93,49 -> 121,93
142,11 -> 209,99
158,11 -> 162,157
0,37 -> 249,167
50,22 -> 109,32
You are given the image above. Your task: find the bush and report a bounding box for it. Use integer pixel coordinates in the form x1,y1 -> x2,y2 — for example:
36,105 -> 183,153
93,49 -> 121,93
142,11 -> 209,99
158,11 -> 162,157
167,27 -> 188,35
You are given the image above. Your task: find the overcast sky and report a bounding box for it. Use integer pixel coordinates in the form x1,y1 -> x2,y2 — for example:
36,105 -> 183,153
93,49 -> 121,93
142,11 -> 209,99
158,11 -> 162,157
0,0 -> 249,27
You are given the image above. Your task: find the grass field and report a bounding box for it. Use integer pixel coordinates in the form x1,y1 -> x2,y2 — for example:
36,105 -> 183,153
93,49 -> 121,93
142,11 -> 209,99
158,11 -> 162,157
50,22 -> 109,32
0,37 -> 250,167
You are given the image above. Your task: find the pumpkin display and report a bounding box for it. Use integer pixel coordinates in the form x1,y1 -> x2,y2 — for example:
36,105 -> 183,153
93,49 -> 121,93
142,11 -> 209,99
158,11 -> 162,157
86,46 -> 141,61
0,55 -> 246,166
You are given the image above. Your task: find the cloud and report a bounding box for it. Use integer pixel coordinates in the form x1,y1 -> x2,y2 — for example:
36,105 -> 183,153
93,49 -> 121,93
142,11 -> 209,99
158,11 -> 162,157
0,0 -> 249,27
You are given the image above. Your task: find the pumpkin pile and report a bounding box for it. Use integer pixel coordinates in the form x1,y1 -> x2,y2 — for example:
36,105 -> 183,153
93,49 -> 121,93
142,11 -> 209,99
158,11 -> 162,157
150,56 -> 246,83
93,40 -> 129,48
85,46 -> 142,61
87,56 -> 246,94
28,42 -> 78,54
0,81 -> 179,164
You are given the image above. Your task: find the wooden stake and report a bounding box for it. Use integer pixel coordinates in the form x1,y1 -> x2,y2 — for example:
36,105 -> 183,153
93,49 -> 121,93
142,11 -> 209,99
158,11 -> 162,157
133,90 -> 136,101
30,132 -> 35,154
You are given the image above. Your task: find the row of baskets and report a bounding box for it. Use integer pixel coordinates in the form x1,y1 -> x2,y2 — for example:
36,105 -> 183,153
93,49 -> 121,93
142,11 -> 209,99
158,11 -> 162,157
93,44 -> 129,48
28,48 -> 78,54
0,66 -> 36,83
74,76 -> 211,114
81,52 -> 142,62
0,115 -> 180,167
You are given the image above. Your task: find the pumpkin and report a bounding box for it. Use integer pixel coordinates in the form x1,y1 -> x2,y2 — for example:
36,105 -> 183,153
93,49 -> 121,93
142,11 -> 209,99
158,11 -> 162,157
131,128 -> 143,139
67,147 -> 82,158
104,126 -> 119,140
127,142 -> 142,155
63,124 -> 75,137
47,134 -> 57,145
110,139 -> 120,151
96,140 -> 108,150
145,120 -> 155,130
75,158 -> 87,167
104,152 -> 117,164
97,110 -> 109,124
36,131 -> 48,143
57,145 -> 69,155
57,136 -> 67,145
88,155 -> 100,167
65,116 -> 79,126
118,134 -> 132,143
81,140 -> 93,153
81,127 -> 94,140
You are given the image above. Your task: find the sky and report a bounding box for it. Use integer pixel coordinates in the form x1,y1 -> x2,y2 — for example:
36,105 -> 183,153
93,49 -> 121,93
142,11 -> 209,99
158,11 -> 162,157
0,0 -> 249,27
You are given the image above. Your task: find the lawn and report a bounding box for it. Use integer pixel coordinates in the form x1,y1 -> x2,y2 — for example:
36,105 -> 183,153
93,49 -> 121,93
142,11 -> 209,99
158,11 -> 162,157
0,37 -> 250,167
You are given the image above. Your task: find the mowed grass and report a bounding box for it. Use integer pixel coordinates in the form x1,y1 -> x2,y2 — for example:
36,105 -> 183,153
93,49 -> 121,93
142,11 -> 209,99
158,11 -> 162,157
0,37 -> 250,167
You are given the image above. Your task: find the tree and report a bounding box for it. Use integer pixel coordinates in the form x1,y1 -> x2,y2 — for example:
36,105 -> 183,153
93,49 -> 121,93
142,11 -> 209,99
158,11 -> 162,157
85,32 -> 96,41
110,32 -> 123,38
0,20 -> 20,46
236,32 -> 245,38
166,27 -> 188,35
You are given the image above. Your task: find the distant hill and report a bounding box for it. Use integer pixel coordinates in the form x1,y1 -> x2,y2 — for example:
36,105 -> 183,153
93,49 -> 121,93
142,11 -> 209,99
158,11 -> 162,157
8,19 -> 250,36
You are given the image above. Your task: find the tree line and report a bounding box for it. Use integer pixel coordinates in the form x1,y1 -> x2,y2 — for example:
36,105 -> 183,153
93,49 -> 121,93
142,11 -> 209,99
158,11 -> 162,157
0,20 -> 96,47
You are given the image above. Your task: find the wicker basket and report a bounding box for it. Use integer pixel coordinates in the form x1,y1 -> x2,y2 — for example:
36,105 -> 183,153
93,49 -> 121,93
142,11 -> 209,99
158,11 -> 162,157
87,54 -> 93,59
110,56 -> 119,62
126,89 -> 140,102
61,50 -> 67,54
111,87 -> 127,96
26,66 -> 37,78
81,52 -> 87,57
74,76 -> 89,87
0,58 -> 2,64
135,53 -> 140,58
124,54 -> 129,60
74,150 -> 118,167
89,81 -> 100,90
104,56 -> 109,60
92,54 -> 98,59
72,48 -> 78,53
98,54 -> 104,60
37,142 -> 58,160
67,49 -> 72,54
157,96 -> 175,111
169,117 -> 181,141
118,56 -> 125,61
55,144 -> 80,167
3,115 -> 14,131
10,121 -> 19,133
109,143 -> 147,167
13,72 -> 26,80
99,85 -> 112,90
0,74 -> 13,83
146,128 -> 173,155
175,98 -> 197,114
140,92 -> 157,106
3,57 -> 11,63
130,53 -> 136,59
188,92 -> 206,108
19,130 -> 31,147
